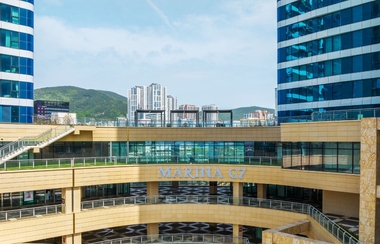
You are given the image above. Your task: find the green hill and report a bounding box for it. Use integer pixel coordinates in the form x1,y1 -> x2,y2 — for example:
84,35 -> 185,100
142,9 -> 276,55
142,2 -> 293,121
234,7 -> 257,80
34,86 -> 127,119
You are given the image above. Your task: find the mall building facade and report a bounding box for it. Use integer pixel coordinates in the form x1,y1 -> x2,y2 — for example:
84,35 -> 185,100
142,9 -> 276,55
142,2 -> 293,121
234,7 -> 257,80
0,119 -> 378,243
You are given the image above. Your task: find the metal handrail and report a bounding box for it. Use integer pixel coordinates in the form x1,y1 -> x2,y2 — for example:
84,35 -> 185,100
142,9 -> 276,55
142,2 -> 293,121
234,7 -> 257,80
82,195 -> 360,244
90,233 -> 250,244
0,122 -> 73,163
0,204 -> 64,221
1,155 -> 281,171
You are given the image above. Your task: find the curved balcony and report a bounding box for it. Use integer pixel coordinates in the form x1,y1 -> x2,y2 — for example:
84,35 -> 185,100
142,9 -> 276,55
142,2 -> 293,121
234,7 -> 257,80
81,195 -> 359,244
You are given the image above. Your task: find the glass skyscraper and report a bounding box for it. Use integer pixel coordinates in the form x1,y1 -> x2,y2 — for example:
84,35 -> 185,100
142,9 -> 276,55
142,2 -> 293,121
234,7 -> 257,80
0,0 -> 34,123
277,0 -> 380,121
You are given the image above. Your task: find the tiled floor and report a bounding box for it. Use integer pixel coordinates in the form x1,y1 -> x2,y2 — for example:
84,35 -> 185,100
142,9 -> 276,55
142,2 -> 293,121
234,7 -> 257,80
82,223 -> 263,244
324,213 -> 359,236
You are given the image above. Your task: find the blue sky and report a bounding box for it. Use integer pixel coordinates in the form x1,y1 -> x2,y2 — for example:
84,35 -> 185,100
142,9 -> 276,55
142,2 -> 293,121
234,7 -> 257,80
34,0 -> 277,109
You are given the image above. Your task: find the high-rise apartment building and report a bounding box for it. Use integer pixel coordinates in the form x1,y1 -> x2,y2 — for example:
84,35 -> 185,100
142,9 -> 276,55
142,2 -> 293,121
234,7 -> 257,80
202,104 -> 218,123
277,0 -> 380,121
127,83 -> 176,124
0,0 -> 34,123
127,86 -> 147,123
166,95 -> 177,120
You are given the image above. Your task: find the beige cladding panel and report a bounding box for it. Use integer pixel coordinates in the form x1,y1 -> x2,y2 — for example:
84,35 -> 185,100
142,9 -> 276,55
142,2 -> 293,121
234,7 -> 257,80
323,190 -> 359,218
74,165 -> 359,194
0,124 -> 55,141
281,121 -> 361,142
0,169 -> 73,194
75,204 -> 306,233
0,214 -> 73,244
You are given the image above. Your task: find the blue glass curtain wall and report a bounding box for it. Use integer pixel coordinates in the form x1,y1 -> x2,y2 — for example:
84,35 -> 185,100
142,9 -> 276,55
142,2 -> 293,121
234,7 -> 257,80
282,142 -> 360,173
278,0 -> 348,22
277,104 -> 380,122
0,105 -> 32,123
21,0 -> 34,4
278,2 -> 380,42
0,3 -> 33,28
278,26 -> 379,63
278,51 -> 380,84
278,77 -> 380,105
0,29 -> 33,51
0,80 -> 33,99
0,54 -> 33,75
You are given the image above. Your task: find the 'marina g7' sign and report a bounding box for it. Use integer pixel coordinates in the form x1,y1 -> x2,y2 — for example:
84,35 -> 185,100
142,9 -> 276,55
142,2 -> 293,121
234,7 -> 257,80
158,167 -> 246,180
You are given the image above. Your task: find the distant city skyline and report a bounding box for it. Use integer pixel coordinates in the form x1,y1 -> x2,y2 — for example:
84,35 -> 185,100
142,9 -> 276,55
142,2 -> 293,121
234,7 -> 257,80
33,0 -> 277,109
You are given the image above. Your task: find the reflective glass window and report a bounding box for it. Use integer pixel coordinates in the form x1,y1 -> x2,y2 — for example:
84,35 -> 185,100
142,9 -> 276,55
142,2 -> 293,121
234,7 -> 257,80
341,57 -> 352,74
341,81 -> 353,99
310,142 -> 322,171
332,35 -> 341,51
333,59 -> 341,75
324,142 -> 337,172
352,30 -> 363,48
332,83 -> 342,99
372,78 -> 380,96
325,37 -> 332,52
2,105 -> 10,122
352,5 -> 363,22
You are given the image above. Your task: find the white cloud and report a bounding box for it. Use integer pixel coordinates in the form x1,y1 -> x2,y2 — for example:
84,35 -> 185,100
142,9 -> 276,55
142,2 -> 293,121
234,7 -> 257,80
34,1 -> 277,109
145,0 -> 174,31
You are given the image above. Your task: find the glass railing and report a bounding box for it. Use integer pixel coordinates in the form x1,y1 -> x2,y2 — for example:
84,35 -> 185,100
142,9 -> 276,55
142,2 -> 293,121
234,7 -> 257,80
0,123 -> 74,163
33,115 -> 278,128
279,107 -> 380,124
82,195 -> 360,244
0,204 -> 63,222
90,234 -> 250,244
1,156 -> 280,171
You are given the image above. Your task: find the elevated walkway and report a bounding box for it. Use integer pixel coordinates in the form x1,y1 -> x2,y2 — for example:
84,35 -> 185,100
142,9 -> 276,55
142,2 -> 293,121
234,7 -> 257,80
0,123 -> 75,164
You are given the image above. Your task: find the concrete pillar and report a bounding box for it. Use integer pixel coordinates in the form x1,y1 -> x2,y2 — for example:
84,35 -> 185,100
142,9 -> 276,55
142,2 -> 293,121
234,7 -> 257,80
63,233 -> 82,244
209,181 -> 217,195
233,182 -> 243,205
62,187 -> 82,244
147,182 -> 159,196
233,224 -> 243,241
146,182 -> 159,236
147,223 -> 159,235
232,182 -> 243,242
359,118 -> 380,243
257,184 -> 267,199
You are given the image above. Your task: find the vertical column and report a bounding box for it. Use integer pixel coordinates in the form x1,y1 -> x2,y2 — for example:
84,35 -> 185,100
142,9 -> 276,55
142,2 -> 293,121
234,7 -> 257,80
147,182 -> 159,196
232,182 -> 243,240
257,184 -> 267,199
62,187 -> 82,244
209,181 -> 217,195
147,182 -> 159,236
360,118 -> 380,243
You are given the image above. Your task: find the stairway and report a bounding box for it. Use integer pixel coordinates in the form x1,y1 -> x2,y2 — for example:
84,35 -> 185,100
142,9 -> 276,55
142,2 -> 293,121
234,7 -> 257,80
0,124 -> 75,164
